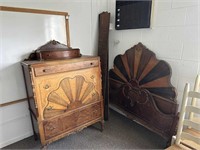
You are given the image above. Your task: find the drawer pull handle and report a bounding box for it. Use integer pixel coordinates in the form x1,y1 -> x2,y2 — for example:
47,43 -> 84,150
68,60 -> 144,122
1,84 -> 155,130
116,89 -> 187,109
44,84 -> 50,89
47,106 -> 53,110
90,75 -> 95,79
90,62 -> 93,65
43,69 -> 50,72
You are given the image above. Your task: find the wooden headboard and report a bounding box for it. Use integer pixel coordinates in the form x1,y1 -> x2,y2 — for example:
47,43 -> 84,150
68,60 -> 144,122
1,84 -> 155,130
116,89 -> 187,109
109,43 -> 179,143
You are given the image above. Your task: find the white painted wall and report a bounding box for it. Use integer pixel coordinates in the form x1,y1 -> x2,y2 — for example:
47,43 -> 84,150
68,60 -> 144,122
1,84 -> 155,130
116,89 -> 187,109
1,0 -> 199,148
108,0 -> 200,110
0,0 -> 108,148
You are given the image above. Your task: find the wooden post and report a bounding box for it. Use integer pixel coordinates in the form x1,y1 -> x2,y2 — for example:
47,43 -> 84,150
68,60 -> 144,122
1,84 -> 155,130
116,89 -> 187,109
98,12 -> 110,121
65,15 -> 71,48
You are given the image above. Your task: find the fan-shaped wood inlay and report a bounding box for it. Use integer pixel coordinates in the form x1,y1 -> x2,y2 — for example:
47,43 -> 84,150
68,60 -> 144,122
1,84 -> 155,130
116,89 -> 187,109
110,43 -> 176,102
44,75 -> 99,119
109,43 -> 178,141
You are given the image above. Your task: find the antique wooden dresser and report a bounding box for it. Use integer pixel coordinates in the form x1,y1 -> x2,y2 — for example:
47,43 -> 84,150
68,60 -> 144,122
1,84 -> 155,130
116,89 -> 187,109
21,56 -> 104,146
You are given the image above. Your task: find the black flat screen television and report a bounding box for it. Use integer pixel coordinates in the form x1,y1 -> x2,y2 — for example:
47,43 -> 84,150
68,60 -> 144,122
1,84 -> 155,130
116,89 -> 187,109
115,0 -> 152,30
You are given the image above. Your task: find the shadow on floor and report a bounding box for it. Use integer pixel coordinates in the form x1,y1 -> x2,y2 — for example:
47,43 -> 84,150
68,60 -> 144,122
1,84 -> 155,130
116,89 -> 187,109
3,109 -> 167,149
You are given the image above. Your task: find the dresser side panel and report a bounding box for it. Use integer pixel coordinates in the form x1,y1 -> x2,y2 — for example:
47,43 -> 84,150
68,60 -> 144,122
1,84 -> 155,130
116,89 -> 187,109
22,64 -> 38,118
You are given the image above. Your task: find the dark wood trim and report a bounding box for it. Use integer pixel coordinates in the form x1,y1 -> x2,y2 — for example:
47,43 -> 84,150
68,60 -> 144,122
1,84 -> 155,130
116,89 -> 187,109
98,12 -> 110,121
0,98 -> 27,107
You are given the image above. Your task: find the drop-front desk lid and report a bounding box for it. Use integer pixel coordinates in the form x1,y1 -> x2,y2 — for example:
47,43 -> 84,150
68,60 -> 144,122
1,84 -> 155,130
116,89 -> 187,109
21,55 -> 100,76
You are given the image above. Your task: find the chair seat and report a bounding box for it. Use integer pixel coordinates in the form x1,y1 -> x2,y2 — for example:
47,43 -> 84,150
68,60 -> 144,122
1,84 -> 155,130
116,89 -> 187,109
184,127 -> 200,137
166,144 -> 191,150
166,76 -> 200,150
181,128 -> 200,150
182,118 -> 200,149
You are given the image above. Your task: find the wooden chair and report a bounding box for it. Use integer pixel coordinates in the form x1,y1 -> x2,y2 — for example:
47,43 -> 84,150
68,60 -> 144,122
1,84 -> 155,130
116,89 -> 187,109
166,75 -> 200,150
189,75 -> 200,124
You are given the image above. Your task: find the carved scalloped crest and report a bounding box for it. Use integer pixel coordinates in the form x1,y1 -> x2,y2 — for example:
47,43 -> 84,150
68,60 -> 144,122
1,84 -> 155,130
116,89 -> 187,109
110,43 -> 177,114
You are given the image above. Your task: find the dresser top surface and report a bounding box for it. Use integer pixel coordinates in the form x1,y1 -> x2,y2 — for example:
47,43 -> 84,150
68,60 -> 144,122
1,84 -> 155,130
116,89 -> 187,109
21,55 -> 99,66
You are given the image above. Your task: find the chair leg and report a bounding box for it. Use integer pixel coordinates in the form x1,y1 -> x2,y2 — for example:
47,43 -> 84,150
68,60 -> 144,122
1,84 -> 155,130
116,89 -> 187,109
171,135 -> 176,145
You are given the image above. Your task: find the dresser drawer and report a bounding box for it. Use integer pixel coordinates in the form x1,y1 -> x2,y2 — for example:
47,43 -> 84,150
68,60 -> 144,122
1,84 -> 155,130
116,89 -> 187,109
34,59 -> 99,76
43,102 -> 102,140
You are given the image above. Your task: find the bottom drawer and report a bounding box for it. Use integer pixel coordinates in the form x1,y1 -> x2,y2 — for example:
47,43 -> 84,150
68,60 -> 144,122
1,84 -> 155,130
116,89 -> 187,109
43,102 -> 102,140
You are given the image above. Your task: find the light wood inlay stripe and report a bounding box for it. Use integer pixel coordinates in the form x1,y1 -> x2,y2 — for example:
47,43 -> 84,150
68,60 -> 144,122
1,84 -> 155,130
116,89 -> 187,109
81,83 -> 94,102
138,56 -> 158,82
141,76 -> 170,88
61,78 -> 73,102
0,6 -> 68,16
121,54 -> 131,80
125,48 -> 135,79
76,76 -> 84,100
113,65 -> 128,82
48,92 -> 68,107
134,49 -> 142,78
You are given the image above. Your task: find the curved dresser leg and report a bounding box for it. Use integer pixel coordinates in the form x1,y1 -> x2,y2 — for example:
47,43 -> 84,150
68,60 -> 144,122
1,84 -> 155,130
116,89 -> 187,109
41,144 -> 48,150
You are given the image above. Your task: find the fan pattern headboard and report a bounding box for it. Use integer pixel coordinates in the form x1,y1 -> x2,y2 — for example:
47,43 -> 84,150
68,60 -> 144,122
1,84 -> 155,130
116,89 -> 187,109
109,42 -> 179,142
